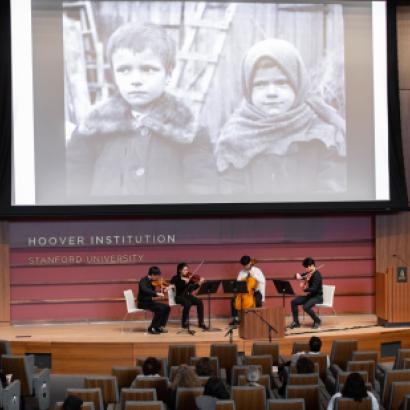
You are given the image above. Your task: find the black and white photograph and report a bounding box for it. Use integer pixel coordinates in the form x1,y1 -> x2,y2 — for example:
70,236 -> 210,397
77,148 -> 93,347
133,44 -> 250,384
63,1 -> 347,204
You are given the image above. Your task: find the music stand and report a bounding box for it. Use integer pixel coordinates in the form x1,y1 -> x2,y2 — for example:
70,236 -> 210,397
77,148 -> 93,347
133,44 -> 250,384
273,279 -> 295,309
222,280 -> 248,324
197,280 -> 221,332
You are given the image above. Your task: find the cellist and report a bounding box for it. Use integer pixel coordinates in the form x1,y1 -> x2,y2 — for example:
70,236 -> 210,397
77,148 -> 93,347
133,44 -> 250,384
229,255 -> 266,326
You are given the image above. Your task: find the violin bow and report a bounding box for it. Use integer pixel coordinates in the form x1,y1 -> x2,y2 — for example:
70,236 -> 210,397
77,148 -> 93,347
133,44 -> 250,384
192,259 -> 205,275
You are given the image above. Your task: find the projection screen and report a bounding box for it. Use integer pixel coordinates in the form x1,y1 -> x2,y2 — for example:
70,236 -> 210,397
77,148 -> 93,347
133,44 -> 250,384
11,1 -> 391,207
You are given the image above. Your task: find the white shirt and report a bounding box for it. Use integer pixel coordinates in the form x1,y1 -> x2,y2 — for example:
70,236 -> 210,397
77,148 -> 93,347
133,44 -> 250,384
237,266 -> 266,301
326,391 -> 379,410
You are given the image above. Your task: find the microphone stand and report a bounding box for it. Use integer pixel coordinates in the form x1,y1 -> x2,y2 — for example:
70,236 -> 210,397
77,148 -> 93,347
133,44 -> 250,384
246,309 -> 278,342
224,326 -> 234,343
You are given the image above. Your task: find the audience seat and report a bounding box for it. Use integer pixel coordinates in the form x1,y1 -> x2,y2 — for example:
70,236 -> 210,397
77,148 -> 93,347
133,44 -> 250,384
292,342 -> 310,355
251,343 -> 284,366
131,378 -> 169,403
175,387 -> 203,410
54,402 -> 95,410
334,397 -> 372,410
66,388 -> 104,410
116,388 -> 157,410
231,385 -> 266,410
381,370 -> 410,409
124,401 -> 165,410
286,384 -> 329,410
215,400 -> 236,410
352,351 -> 378,363
2,354 -> 50,410
230,365 -> 262,386
210,344 -> 238,383
330,341 -> 358,374
112,367 -> 143,392
168,345 -> 196,371
85,376 -> 119,408
243,355 -> 273,377
387,381 -> 410,410
267,398 -> 305,410
0,379 -> 20,410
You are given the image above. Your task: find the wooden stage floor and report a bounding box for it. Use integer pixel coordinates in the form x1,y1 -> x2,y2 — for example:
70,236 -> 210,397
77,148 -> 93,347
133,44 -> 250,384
3,314 -> 410,374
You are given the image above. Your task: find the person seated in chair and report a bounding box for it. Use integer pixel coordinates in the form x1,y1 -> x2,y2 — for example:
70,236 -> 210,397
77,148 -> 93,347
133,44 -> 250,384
137,266 -> 171,335
229,255 -> 266,326
196,377 -> 230,410
136,357 -> 162,378
290,336 -> 330,368
289,257 -> 323,329
278,356 -> 315,397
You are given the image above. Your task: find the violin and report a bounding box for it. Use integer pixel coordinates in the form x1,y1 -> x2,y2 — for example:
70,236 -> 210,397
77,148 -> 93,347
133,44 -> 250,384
296,264 -> 324,289
151,278 -> 171,292
183,272 -> 202,285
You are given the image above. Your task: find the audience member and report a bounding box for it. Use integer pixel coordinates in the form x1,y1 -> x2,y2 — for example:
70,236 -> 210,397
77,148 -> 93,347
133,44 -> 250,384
278,356 -> 315,397
327,372 -> 379,410
168,364 -> 200,410
195,357 -> 216,377
140,357 -> 162,377
196,377 -> 230,410
290,336 -> 329,367
63,396 -> 83,410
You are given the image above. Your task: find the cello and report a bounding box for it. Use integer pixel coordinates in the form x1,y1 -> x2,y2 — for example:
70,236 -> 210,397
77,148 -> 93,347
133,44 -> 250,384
233,258 -> 258,310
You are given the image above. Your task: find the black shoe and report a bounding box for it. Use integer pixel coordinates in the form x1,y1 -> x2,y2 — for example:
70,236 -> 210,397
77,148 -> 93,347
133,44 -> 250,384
229,318 -> 240,326
288,321 -> 301,329
148,327 -> 160,335
182,323 -> 189,329
312,320 -> 321,329
198,323 -> 209,330
158,327 -> 168,333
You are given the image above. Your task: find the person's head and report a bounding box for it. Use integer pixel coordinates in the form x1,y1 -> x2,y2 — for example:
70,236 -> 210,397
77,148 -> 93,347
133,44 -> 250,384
142,357 -> 161,376
63,396 -> 83,410
246,365 -> 261,383
302,257 -> 316,274
203,377 -> 230,400
342,372 -> 368,402
296,357 -> 315,374
172,364 -> 199,389
148,266 -> 161,279
177,263 -> 189,277
309,336 -> 322,353
195,357 -> 215,377
106,23 -> 176,111
240,255 -> 252,271
241,39 -> 308,116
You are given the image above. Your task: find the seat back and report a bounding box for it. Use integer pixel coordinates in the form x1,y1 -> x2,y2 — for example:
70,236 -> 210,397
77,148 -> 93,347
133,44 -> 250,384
175,387 -> 203,410
346,361 -> 375,387
1,380 -> 21,410
211,344 -> 238,383
243,355 -> 272,376
395,350 -> 410,370
288,373 -> 319,386
388,381 -> 410,410
231,385 -> 266,410
300,353 -> 328,381
231,365 -> 262,386
292,342 -> 309,355
400,393 -> 410,410
237,374 -> 270,389
169,366 -> 196,382
125,401 -> 164,410
85,376 -> 119,405
286,384 -> 320,410
66,388 -> 104,410
133,377 -> 169,403
318,285 -> 335,307
336,371 -> 368,392
168,345 -> 196,369
2,355 -> 33,396
352,351 -> 378,363
190,356 -> 219,377
330,340 -> 358,370
404,359 -> 410,370
334,397 -> 372,410
124,290 -> 138,313
215,400 -> 236,410
382,369 -> 410,408
0,340 -> 12,367
120,388 -> 157,410
112,367 -> 143,391
251,343 -> 280,366
267,399 -> 305,410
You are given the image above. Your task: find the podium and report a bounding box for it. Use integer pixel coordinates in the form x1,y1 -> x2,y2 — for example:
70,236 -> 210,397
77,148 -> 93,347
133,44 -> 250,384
239,307 -> 285,339
376,267 -> 410,326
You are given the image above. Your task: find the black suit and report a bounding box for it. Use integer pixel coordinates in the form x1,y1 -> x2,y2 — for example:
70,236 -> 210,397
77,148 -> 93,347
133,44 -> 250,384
291,270 -> 323,323
170,274 -> 204,326
137,276 -> 170,329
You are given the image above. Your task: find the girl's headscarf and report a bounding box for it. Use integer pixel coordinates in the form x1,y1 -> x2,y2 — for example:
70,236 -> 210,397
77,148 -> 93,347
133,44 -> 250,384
215,39 -> 346,172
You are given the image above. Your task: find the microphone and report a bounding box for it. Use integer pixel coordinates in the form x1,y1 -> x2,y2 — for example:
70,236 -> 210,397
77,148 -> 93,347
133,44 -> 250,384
392,254 -> 409,266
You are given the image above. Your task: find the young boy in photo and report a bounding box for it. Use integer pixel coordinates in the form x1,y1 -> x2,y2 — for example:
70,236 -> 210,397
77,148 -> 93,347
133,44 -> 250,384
67,22 -> 215,199
215,38 -> 346,196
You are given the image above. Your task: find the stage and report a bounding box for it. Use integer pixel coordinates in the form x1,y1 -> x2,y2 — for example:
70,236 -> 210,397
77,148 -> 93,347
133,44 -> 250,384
3,314 -> 410,374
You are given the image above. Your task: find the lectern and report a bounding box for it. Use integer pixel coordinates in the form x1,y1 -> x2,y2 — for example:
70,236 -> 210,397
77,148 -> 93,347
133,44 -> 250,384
376,267 -> 410,326
239,306 -> 285,339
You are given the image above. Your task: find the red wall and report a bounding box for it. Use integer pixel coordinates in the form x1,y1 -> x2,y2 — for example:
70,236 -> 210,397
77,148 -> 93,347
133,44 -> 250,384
8,215 -> 374,322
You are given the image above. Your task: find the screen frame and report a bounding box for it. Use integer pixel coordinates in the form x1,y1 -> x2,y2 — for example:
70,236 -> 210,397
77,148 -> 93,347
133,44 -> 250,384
1,0 -> 408,218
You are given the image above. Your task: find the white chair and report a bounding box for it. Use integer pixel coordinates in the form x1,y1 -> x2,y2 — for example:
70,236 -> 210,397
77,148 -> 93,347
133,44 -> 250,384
122,289 -> 147,333
167,286 -> 177,306
316,284 -> 336,315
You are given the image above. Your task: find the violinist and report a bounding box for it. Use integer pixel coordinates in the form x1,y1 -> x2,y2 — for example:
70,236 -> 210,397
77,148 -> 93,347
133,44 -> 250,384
289,257 -> 323,329
229,255 -> 266,326
137,266 -> 171,335
170,263 -> 208,330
